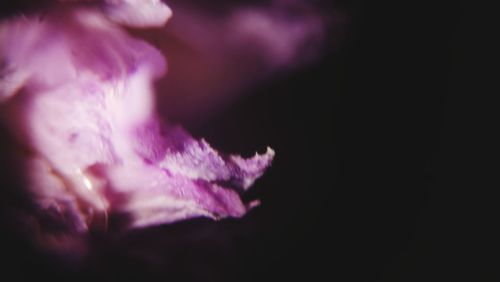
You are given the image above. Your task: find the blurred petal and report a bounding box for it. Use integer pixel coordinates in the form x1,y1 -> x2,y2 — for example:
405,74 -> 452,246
104,0 -> 172,28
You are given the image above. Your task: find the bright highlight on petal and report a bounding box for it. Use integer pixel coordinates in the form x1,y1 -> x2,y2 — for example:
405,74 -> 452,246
104,0 -> 173,28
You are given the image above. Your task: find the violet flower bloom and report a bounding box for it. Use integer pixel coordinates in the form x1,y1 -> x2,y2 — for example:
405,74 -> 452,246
0,0 -> 273,243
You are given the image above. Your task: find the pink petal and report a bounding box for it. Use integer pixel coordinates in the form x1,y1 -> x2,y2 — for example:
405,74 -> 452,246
0,4 -> 273,235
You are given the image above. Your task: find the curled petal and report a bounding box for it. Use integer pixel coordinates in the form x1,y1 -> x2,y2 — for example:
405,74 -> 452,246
0,4 -> 273,238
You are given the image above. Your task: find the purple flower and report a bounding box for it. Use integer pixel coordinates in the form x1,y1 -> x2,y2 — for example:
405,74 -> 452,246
0,0 -> 273,244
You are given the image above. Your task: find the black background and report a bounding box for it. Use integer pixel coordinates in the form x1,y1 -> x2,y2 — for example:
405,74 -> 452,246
1,1 -> 495,281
